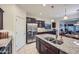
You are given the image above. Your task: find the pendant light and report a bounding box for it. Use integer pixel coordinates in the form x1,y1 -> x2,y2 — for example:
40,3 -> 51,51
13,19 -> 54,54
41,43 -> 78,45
64,7 -> 68,20
42,4 -> 46,7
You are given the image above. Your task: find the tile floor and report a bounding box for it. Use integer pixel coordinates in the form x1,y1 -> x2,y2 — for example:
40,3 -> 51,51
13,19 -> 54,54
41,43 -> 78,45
16,42 -> 39,54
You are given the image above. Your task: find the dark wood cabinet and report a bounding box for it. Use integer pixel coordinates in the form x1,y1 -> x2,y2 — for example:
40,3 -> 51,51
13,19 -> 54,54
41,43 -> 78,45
26,17 -> 45,27
36,37 -> 41,52
26,17 -> 36,23
0,8 -> 4,29
40,43 -> 47,54
7,40 -> 12,54
46,43 -> 59,54
36,37 -> 47,53
36,37 -> 60,54
52,22 -> 56,28
37,20 -> 45,28
0,40 -> 12,54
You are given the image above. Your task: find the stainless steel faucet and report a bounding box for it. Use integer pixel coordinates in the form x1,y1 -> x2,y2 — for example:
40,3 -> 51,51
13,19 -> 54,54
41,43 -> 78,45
56,34 -> 58,39
55,29 -> 58,39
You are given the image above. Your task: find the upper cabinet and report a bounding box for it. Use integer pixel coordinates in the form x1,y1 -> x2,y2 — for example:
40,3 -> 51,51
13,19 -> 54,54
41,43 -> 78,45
26,17 -> 36,23
26,17 -> 45,28
37,20 -> 45,28
52,22 -> 56,28
0,8 -> 4,29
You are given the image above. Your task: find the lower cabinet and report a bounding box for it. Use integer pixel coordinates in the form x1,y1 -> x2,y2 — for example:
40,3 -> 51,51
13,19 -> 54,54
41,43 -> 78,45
7,40 -> 12,54
36,37 -> 60,54
36,37 -> 40,52
46,46 -> 59,54
0,40 -> 12,54
40,43 -> 47,54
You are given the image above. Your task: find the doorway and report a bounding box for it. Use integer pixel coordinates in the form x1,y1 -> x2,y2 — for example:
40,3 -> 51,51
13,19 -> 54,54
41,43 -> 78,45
15,16 -> 26,51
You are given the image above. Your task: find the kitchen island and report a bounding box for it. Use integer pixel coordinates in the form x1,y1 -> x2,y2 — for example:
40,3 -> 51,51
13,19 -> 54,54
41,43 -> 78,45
36,34 -> 79,54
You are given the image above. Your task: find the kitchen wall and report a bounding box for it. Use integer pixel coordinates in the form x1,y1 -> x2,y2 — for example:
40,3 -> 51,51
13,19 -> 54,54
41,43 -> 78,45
13,5 -> 26,53
0,4 -> 15,31
0,4 -> 26,33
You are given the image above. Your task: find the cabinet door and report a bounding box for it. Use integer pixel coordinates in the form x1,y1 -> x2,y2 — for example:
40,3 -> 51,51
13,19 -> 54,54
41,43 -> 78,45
40,43 -> 47,54
8,40 -> 12,54
40,39 -> 59,54
41,21 -> 45,27
36,37 -> 40,52
37,20 -> 45,28
47,49 -> 58,54
27,18 -> 31,23
31,18 -> 36,23
0,8 -> 4,29
46,43 -> 59,54
40,40 -> 48,54
26,17 -> 36,23
52,22 -> 56,28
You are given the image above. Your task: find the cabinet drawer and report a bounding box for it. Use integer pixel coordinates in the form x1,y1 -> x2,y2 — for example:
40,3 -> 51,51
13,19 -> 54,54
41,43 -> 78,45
46,43 -> 59,53
40,39 -> 59,54
40,43 -> 47,54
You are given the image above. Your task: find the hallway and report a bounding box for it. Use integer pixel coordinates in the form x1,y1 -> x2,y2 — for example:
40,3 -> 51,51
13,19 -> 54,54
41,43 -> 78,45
16,43 -> 39,54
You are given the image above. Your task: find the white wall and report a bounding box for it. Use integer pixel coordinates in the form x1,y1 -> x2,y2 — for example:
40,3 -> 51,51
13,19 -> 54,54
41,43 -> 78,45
0,4 -> 15,31
0,5 -> 26,53
13,5 -> 26,53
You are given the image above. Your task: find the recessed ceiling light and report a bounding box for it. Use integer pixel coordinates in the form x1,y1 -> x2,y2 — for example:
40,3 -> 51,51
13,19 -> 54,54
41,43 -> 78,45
51,19 -> 55,22
42,4 -> 46,7
40,12 -> 42,15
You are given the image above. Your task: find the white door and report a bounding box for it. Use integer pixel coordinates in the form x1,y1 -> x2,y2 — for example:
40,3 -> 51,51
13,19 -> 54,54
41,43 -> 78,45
15,16 -> 26,51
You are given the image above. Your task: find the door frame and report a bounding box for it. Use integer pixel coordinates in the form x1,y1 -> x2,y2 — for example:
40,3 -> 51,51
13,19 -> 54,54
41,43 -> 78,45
15,16 -> 26,51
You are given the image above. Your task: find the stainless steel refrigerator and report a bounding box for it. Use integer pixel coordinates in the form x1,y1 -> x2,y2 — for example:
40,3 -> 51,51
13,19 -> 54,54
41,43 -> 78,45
26,23 -> 37,43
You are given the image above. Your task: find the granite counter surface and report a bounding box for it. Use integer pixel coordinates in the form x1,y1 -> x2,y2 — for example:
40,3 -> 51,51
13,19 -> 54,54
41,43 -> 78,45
36,34 -> 79,54
0,37 -> 12,48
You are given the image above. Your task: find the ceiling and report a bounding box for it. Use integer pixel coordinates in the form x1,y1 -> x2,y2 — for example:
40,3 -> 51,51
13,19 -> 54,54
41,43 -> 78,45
17,4 -> 79,20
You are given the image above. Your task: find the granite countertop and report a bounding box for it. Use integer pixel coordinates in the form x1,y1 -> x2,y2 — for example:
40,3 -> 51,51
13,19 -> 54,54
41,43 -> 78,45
0,36 -> 12,47
36,34 -> 79,54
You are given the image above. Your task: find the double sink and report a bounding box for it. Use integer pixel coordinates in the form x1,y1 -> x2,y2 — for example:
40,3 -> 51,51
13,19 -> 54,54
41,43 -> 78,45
45,37 -> 63,45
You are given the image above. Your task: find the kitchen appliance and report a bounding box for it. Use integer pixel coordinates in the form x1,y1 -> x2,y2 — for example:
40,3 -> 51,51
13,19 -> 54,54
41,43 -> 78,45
26,23 -> 37,43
